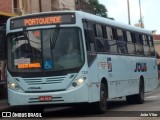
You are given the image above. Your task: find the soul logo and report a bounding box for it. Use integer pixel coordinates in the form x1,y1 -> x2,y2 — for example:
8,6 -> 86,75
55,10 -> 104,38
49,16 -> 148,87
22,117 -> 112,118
134,62 -> 147,72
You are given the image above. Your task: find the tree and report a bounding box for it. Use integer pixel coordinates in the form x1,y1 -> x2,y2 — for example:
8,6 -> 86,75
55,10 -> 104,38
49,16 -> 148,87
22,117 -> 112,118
89,0 -> 108,18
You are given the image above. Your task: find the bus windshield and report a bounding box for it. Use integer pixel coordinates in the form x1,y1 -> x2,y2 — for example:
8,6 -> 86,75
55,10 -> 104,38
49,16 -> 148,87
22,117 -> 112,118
7,27 -> 84,72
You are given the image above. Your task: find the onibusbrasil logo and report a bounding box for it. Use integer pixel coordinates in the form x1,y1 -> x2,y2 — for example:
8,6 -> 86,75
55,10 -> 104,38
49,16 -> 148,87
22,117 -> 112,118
2,112 -> 42,118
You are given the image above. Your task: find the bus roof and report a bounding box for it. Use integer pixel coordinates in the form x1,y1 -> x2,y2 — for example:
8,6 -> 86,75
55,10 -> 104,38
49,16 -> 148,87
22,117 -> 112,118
75,11 -> 152,35
8,11 -> 152,35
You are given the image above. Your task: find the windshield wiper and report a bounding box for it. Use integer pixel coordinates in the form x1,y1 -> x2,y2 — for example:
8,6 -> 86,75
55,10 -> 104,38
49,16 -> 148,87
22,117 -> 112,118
50,25 -> 60,61
22,28 -> 34,57
50,24 -> 60,49
23,28 -> 31,46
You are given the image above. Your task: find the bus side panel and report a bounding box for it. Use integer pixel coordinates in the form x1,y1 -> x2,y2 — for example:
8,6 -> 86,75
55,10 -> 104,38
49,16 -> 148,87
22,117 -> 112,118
122,56 -> 158,94
96,55 -> 158,99
96,54 -> 137,99
143,58 -> 158,92
108,55 -> 139,98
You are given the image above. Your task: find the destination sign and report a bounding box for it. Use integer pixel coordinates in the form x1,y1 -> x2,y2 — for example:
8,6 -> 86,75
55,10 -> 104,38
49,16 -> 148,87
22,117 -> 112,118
18,63 -> 41,69
10,13 -> 75,29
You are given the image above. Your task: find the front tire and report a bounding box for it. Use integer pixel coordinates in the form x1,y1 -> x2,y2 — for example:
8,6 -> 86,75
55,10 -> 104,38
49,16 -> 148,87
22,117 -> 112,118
94,82 -> 107,113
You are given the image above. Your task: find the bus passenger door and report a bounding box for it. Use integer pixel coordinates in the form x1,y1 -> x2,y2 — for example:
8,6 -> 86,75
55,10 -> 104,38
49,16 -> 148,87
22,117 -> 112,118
84,28 -> 100,102
87,52 -> 99,102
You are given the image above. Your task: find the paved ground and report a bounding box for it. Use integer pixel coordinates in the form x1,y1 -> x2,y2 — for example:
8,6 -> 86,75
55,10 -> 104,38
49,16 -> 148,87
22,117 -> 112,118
0,80 -> 160,112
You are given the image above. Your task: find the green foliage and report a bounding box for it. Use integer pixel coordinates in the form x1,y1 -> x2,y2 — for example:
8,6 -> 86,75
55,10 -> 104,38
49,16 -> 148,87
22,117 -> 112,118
89,0 -> 108,18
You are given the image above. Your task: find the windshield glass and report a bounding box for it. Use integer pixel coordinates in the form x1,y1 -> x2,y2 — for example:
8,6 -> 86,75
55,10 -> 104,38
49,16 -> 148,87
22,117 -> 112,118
8,27 -> 84,72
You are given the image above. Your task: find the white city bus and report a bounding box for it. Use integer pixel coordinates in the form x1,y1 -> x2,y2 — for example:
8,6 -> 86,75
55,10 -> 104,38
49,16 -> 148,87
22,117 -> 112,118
0,11 -> 158,113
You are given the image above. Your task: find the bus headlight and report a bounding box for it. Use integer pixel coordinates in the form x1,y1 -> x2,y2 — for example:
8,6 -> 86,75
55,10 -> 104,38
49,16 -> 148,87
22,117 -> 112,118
9,82 -> 20,90
70,77 -> 86,88
10,82 -> 15,88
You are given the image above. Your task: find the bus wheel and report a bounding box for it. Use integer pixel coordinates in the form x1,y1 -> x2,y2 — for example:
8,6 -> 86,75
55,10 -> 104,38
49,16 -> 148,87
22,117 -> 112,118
94,82 -> 107,113
29,105 -> 45,113
135,80 -> 144,104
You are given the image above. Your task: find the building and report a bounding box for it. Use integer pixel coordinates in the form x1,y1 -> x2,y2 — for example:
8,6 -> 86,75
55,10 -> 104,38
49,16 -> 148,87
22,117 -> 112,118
134,22 -> 144,28
153,34 -> 160,78
153,34 -> 160,60
0,0 -> 16,26
13,0 -> 52,15
75,0 -> 94,13
0,0 -> 16,84
12,0 -> 94,15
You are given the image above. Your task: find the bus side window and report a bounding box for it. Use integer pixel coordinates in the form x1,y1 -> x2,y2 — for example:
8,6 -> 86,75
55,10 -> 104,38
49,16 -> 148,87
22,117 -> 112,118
95,38 -> 110,53
95,24 -> 103,38
142,34 -> 150,56
83,21 -> 97,67
142,35 -> 148,45
106,26 -> 117,54
135,33 -> 140,43
95,24 -> 108,52
135,33 -> 143,55
148,36 -> 155,57
95,38 -> 105,52
126,31 -> 135,55
83,21 -> 96,52
116,29 -> 127,54
106,26 -> 113,40
126,31 -> 132,42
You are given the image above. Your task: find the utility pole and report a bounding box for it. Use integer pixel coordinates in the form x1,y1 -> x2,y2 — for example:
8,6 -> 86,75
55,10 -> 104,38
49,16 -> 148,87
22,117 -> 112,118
139,0 -> 143,28
39,0 -> 42,12
127,0 -> 131,25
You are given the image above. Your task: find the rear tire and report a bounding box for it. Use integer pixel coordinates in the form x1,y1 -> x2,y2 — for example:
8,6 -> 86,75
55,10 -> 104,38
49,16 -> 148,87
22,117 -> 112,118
135,80 -> 144,104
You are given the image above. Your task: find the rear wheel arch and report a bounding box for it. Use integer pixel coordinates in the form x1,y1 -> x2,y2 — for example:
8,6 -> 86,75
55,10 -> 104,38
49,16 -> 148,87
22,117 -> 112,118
101,77 -> 108,98
140,75 -> 144,85
93,77 -> 108,113
140,75 -> 145,95
126,76 -> 145,104
137,75 -> 145,104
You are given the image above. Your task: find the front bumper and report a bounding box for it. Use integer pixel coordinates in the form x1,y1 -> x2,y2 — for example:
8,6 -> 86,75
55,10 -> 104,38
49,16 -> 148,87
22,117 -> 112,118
8,83 -> 89,106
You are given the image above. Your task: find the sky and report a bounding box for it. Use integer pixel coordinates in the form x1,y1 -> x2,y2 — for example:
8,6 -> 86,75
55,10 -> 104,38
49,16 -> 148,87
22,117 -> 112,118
99,0 -> 160,34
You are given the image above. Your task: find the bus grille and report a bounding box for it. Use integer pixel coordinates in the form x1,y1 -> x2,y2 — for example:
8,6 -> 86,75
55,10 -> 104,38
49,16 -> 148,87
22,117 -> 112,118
23,76 -> 66,85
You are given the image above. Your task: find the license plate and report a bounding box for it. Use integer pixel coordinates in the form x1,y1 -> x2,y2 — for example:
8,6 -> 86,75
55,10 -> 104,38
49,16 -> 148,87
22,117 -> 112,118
39,96 -> 52,101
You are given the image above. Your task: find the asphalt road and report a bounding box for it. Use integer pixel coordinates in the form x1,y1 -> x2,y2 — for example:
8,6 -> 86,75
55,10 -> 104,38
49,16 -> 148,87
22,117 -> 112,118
1,82 -> 160,120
